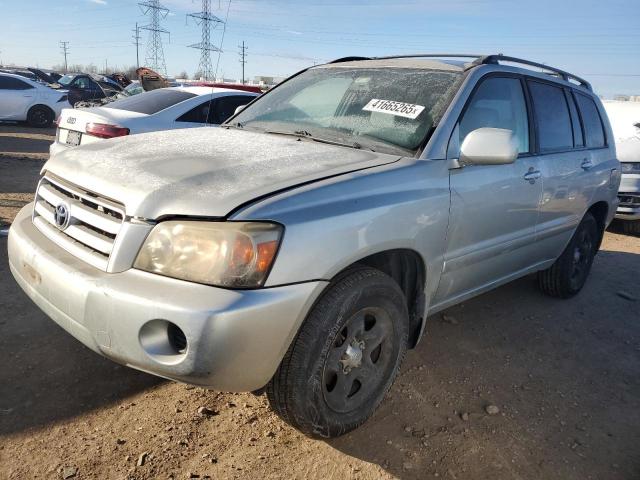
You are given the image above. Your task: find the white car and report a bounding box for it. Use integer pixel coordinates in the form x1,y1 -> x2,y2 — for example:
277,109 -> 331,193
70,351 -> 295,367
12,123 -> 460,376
603,100 -> 640,233
51,86 -> 258,156
0,72 -> 68,127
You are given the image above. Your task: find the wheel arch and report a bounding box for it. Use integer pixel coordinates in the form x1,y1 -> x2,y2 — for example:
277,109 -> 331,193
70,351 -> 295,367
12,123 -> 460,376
586,201 -> 608,251
334,248 -> 427,349
28,103 -> 55,115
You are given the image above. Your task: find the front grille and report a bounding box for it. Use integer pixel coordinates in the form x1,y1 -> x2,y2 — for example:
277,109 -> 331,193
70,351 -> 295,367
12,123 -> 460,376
32,174 -> 125,271
618,194 -> 640,208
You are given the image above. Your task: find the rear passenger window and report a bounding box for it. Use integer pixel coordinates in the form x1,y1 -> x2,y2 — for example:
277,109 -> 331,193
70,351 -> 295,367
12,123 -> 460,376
458,77 -> 529,155
565,91 -> 584,148
528,81 -> 573,151
0,76 -> 34,90
574,93 -> 606,148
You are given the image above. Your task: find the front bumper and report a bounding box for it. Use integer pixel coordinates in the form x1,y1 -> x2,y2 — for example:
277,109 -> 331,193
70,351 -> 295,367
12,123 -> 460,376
8,204 -> 327,391
615,173 -> 640,221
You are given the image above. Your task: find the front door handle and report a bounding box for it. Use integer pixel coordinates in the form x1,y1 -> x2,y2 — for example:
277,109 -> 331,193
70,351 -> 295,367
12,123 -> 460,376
581,159 -> 594,170
524,168 -> 541,183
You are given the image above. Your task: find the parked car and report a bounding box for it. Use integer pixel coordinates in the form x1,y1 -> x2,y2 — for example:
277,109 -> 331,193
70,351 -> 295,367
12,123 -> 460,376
0,68 -> 40,82
8,54 -> 619,438
50,86 -> 258,156
603,100 -> 640,234
57,73 -> 123,106
0,72 -> 68,127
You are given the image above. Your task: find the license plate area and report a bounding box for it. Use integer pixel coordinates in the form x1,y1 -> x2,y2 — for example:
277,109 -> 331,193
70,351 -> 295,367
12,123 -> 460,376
66,130 -> 82,146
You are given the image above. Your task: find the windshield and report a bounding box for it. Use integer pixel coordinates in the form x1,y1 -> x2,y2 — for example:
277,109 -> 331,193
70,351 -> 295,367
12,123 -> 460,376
230,66 -> 461,155
57,74 -> 75,86
104,88 -> 197,114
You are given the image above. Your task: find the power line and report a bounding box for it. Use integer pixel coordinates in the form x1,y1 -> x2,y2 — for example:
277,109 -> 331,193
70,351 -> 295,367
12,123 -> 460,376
59,41 -> 69,73
187,0 -> 224,80
132,22 -> 141,69
238,40 -> 247,84
139,0 -> 169,75
214,0 -> 232,80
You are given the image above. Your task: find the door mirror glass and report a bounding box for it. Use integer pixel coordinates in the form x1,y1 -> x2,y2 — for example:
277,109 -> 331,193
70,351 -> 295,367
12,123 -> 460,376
460,127 -> 519,166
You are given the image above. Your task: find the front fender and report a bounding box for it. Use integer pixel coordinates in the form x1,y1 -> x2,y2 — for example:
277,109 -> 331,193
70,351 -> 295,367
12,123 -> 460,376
232,158 -> 451,303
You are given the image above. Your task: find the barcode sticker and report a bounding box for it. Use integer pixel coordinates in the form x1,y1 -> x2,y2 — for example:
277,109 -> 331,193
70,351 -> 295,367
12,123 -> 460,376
362,99 -> 425,119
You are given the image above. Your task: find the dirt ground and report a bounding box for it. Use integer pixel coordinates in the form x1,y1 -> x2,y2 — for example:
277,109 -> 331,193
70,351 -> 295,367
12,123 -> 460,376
0,124 -> 638,480
0,124 -> 54,229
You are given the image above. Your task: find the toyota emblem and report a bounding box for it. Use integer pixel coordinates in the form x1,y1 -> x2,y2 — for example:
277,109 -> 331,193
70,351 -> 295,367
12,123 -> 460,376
54,203 -> 70,230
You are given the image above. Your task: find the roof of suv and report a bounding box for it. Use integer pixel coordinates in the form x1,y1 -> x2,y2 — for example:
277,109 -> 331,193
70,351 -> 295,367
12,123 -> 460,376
322,58 -> 465,72
322,54 -> 592,91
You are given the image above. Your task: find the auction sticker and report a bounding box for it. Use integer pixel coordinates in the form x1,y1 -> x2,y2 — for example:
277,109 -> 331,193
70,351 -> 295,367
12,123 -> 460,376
362,99 -> 425,119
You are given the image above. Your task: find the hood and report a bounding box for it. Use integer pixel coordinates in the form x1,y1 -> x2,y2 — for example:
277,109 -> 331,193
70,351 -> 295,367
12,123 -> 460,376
44,127 -> 400,219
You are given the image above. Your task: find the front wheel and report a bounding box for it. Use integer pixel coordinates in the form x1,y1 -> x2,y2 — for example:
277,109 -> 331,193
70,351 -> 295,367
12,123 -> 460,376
267,267 -> 409,438
538,212 -> 599,298
26,105 -> 54,128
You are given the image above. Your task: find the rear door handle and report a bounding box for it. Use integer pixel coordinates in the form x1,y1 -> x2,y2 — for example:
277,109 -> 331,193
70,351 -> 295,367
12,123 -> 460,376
581,159 -> 594,170
524,169 -> 541,183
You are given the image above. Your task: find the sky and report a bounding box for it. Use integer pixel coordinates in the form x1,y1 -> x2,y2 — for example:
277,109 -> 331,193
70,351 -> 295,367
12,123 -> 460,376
0,0 -> 638,96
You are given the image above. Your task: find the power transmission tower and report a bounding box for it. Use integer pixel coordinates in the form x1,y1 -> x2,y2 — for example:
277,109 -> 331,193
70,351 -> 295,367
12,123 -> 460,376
59,41 -> 69,73
238,41 -> 247,84
138,0 -> 169,75
132,22 -> 141,69
187,0 -> 223,81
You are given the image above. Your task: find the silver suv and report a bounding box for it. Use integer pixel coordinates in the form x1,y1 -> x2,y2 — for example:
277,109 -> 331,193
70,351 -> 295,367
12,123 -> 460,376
8,54 -> 620,438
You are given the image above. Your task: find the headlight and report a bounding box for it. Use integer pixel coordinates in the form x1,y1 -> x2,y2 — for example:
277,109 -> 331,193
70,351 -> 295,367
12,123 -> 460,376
621,162 -> 640,173
134,221 -> 283,288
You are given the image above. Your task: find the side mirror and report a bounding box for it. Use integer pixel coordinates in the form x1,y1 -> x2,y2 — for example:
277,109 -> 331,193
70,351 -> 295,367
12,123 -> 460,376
234,105 -> 246,116
459,127 -> 519,166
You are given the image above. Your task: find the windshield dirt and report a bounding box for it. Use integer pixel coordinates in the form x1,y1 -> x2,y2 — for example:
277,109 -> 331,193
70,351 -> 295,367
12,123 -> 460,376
231,66 -> 462,155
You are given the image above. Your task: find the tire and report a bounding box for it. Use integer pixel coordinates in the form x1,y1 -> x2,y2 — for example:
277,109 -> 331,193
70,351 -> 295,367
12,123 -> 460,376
267,267 -> 409,438
622,220 -> 640,236
538,212 -> 599,298
27,105 -> 54,128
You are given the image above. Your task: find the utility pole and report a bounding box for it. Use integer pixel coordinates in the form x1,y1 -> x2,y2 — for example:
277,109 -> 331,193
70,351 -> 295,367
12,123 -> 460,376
238,41 -> 247,84
187,0 -> 223,81
132,22 -> 141,69
59,41 -> 69,73
139,0 -> 169,75
104,59 -> 108,73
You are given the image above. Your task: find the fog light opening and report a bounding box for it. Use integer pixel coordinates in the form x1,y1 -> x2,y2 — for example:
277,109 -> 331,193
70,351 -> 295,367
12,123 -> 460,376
139,319 -> 188,365
167,323 -> 187,354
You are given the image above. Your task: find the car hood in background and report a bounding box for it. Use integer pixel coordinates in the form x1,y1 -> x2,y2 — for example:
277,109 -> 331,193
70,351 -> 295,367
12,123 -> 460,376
44,128 -> 401,219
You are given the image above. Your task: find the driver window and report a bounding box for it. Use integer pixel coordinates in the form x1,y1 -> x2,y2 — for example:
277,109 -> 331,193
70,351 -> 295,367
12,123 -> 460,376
457,77 -> 529,156
72,77 -> 90,89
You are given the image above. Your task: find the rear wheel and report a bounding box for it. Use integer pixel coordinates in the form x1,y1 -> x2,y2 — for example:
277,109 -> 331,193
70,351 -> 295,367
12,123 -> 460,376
267,267 -> 409,438
26,105 -> 54,128
538,212 -> 599,298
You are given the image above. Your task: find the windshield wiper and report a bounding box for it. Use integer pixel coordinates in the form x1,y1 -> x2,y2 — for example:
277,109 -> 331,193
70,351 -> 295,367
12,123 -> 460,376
264,129 -> 373,151
223,121 -> 244,129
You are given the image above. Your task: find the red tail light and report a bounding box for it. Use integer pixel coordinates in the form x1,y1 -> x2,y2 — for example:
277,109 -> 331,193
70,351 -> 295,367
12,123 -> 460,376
86,123 -> 130,139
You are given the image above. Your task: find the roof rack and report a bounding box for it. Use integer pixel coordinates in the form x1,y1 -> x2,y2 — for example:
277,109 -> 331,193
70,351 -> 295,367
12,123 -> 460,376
472,54 -> 592,91
327,53 -> 592,91
329,54 -> 484,64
